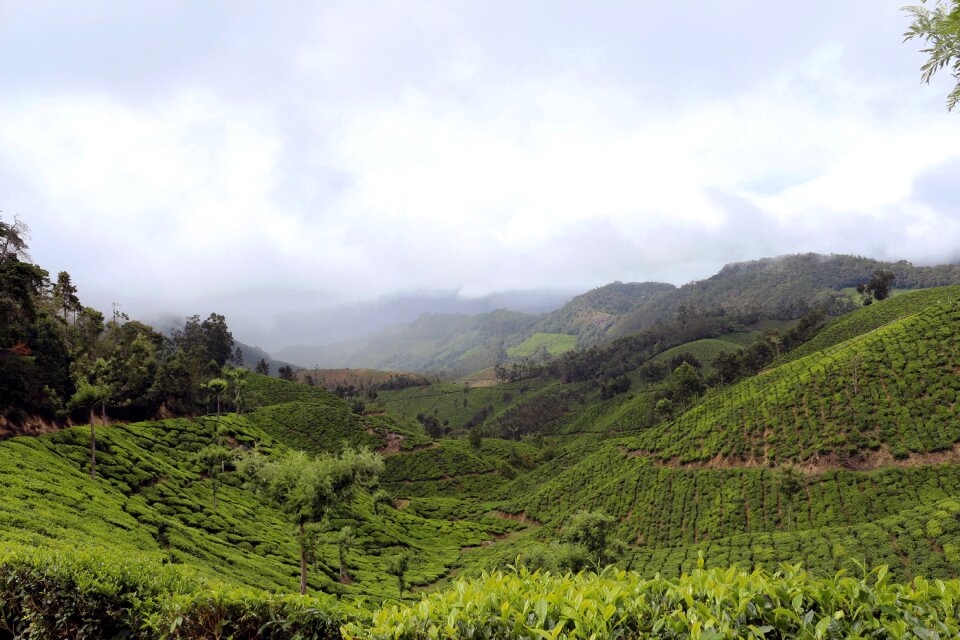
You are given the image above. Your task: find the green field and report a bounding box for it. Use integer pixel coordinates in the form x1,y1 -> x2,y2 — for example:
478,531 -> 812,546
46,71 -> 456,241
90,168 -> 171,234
506,332 -> 579,358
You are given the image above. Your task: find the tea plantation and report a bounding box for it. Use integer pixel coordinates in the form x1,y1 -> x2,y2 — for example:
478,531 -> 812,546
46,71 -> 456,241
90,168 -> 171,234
6,287 -> 960,637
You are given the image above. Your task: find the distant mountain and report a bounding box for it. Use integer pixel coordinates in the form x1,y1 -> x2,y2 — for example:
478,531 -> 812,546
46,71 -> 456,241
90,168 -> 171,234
276,283 -> 679,373
533,281 -> 677,344
269,289 -> 573,347
276,309 -> 539,374
607,253 -> 960,338
276,254 -> 960,375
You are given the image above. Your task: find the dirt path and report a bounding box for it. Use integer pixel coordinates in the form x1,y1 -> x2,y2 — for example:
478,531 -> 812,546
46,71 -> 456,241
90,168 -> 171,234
628,442 -> 960,475
492,510 -> 543,526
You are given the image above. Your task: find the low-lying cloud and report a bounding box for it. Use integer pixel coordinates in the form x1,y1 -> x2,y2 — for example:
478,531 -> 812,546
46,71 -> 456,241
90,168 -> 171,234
1,0 -> 957,350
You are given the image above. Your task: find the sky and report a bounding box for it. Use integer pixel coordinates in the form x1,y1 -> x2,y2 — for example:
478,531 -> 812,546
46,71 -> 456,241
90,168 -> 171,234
1,1 -> 959,351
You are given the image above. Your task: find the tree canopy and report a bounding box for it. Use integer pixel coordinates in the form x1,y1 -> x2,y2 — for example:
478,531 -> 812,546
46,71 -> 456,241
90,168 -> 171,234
238,447 -> 383,594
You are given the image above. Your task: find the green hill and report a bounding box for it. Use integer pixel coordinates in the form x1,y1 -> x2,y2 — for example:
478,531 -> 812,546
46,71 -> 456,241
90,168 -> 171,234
618,296 -> 960,464
10,232 -> 960,636
274,255 -> 960,378
0,383 -> 510,600
781,284 -> 960,364
419,288 -> 960,583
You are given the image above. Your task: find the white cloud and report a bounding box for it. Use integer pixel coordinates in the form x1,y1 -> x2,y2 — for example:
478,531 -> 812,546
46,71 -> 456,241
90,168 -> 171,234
1,0 -> 958,348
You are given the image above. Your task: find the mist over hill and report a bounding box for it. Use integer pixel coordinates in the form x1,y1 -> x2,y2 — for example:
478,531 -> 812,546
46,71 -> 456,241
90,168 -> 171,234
275,253 -> 960,374
268,289 -> 573,348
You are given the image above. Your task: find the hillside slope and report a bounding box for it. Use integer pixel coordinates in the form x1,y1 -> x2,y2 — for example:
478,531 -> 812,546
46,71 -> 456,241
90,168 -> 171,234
0,381 -> 510,599
450,287 -> 960,580
623,295 -> 960,464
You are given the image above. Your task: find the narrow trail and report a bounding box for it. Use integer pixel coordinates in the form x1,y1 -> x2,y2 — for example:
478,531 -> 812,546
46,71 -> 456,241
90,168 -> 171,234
627,442 -> 960,475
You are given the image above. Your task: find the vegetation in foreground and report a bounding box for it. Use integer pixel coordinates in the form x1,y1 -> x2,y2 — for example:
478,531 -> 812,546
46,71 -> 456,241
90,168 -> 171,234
5,543 -> 960,639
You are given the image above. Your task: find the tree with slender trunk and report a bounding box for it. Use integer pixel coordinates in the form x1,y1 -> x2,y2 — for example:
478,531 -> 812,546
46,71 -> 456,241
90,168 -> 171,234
70,378 -> 111,480
372,489 -> 393,523
52,271 -> 79,345
195,445 -> 234,511
70,357 -> 114,480
238,448 -> 382,595
224,366 -> 248,415
0,214 -> 31,264
203,378 -> 229,417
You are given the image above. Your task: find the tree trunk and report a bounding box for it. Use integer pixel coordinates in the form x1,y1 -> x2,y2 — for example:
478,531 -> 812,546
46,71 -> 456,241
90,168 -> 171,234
212,478 -> 218,511
299,521 -> 308,595
89,406 -> 97,480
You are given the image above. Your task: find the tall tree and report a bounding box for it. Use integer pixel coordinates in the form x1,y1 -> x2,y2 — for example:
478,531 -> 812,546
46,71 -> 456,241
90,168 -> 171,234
238,448 -> 383,594
904,0 -> 960,110
70,359 -> 112,480
200,313 -> 235,367
223,365 -> 249,415
195,444 -> 234,511
669,362 -> 705,409
372,488 -> 393,522
386,550 -> 411,598
51,271 -> 80,344
856,270 -> 896,305
868,270 -> 896,301
203,378 -> 229,416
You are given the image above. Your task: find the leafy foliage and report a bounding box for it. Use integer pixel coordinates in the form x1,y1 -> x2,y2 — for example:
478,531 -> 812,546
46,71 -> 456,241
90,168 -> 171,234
904,0 -> 960,110
348,563 -> 960,640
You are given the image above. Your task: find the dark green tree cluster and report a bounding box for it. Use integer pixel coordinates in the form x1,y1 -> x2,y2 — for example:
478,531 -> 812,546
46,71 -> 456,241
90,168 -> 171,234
711,308 -> 827,388
856,270 -> 896,305
549,313 -> 736,384
494,358 -> 544,383
0,216 -> 238,427
519,510 -> 627,574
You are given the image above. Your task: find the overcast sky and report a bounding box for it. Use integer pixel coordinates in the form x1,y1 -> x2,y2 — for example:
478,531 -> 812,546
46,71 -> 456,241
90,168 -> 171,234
1,1 -> 958,350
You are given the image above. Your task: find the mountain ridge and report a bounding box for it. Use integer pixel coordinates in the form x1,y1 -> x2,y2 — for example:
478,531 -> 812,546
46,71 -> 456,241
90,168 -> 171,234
276,253 -> 960,375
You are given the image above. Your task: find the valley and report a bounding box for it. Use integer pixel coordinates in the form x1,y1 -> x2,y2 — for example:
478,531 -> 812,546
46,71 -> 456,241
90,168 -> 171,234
5,225 -> 960,637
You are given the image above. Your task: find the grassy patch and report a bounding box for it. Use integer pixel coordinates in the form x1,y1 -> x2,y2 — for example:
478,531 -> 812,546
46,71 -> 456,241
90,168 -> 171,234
507,333 -> 578,358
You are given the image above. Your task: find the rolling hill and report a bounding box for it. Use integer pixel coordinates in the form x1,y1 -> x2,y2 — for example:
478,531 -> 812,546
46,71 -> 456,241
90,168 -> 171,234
275,254 -> 960,376
9,265 -> 960,637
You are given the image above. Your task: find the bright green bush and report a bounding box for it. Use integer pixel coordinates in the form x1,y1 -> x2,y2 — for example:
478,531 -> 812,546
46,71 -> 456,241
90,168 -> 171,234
8,543 -> 960,640
0,543 -> 196,639
0,543 -> 349,639
346,563 -> 960,640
